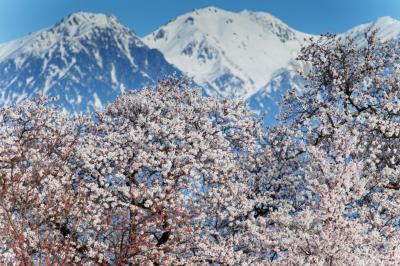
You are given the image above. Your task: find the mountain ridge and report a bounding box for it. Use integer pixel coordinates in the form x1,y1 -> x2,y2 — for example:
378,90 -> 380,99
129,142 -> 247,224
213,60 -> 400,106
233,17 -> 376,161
144,6 -> 311,100
1,9 -> 399,120
0,11 -> 181,112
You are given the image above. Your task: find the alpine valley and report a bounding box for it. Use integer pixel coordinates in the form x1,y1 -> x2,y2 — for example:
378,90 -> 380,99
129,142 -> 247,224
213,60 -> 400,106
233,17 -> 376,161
1,6 -> 399,122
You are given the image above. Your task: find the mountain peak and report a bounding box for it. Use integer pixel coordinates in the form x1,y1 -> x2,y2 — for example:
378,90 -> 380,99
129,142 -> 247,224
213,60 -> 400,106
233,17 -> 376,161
375,16 -> 397,23
144,7 -> 310,99
240,9 -> 285,25
344,15 -> 400,42
193,6 -> 228,14
0,11 -> 143,62
53,11 -> 133,37
57,12 -> 119,29
0,12 -> 180,113
373,16 -> 398,27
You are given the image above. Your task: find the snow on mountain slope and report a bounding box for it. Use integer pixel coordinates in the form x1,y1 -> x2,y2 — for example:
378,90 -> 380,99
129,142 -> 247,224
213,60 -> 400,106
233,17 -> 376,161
2,8 -> 400,123
144,7 -> 311,99
343,16 -> 400,42
249,15 -> 400,124
248,60 -> 308,124
0,12 -> 181,112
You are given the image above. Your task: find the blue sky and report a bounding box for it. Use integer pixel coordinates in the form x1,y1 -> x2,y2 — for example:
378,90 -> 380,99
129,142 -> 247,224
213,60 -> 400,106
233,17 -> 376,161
1,0 -> 400,43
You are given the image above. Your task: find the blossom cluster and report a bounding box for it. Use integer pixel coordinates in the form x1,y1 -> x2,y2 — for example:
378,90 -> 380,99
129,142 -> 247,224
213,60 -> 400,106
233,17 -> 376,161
0,30 -> 400,265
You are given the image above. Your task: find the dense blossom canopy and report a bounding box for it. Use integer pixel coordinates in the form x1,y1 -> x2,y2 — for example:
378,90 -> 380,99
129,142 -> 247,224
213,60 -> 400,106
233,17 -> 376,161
0,30 -> 400,265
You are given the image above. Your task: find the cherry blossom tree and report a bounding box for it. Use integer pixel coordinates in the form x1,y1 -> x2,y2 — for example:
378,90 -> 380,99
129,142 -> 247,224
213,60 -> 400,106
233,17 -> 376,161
259,30 -> 400,265
80,78 -> 263,264
1,30 -> 400,265
261,128 -> 400,265
0,80 -> 263,265
0,98 -> 111,264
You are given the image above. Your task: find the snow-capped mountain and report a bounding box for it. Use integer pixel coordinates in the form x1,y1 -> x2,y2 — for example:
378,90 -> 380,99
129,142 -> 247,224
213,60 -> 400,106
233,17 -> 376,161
144,6 -> 311,100
344,16 -> 400,42
0,12 -> 181,112
1,8 -> 400,123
